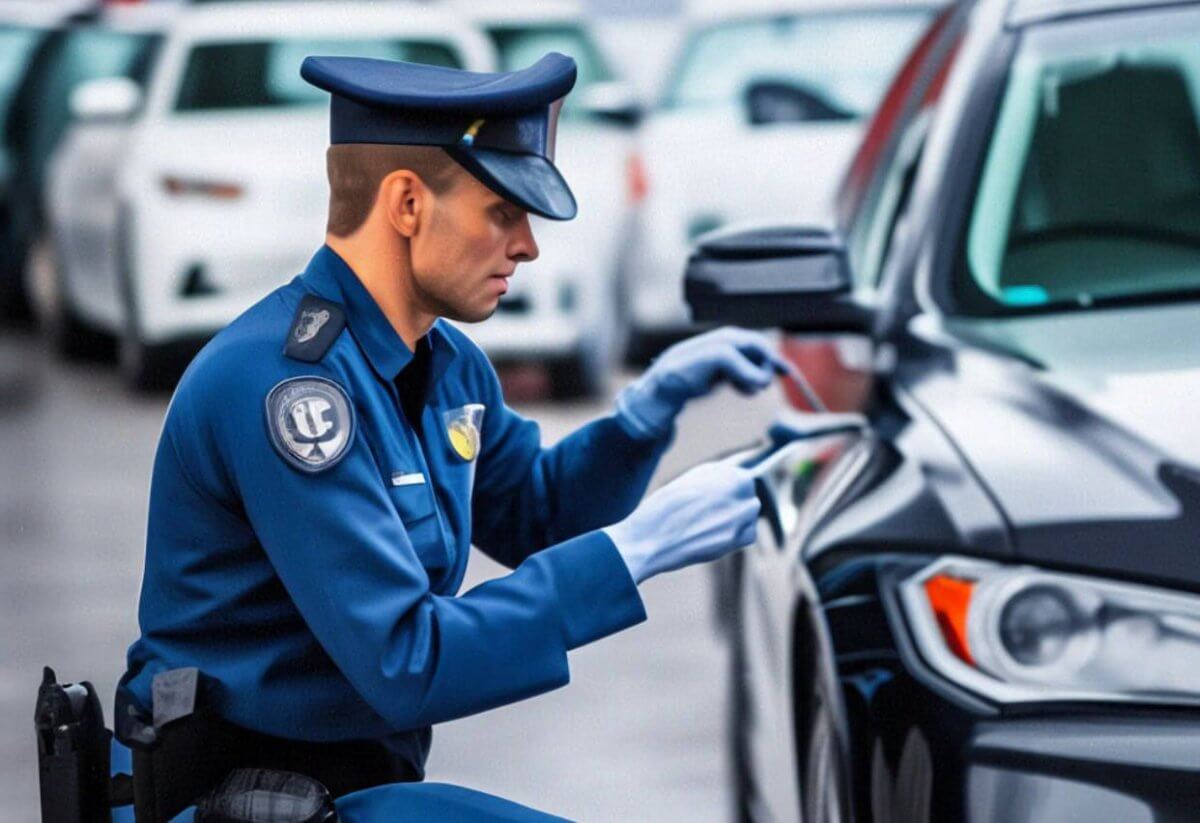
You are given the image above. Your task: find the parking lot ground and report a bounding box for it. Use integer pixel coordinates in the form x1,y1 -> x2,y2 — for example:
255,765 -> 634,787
0,328 -> 782,822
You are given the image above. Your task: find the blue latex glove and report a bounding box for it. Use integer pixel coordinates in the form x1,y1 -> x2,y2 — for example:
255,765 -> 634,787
616,327 -> 797,440
603,453 -> 761,584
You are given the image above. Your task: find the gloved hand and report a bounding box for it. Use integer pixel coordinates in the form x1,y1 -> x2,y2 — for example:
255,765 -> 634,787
615,327 -> 798,440
603,453 -> 761,584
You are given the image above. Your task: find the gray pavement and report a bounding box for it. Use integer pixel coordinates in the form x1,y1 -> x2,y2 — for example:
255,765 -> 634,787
0,329 -> 781,822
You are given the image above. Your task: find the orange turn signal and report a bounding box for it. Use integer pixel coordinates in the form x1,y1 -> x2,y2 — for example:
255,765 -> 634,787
924,574 -> 976,665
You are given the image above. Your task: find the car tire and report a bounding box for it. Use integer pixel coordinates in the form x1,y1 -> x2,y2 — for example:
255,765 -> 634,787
547,349 -> 605,401
797,609 -> 854,823
723,551 -> 756,823
803,688 -> 851,823
114,207 -> 179,392
26,229 -> 113,361
118,332 -> 179,393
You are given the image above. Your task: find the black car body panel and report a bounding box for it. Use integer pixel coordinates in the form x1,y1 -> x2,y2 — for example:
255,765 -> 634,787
714,0 -> 1200,819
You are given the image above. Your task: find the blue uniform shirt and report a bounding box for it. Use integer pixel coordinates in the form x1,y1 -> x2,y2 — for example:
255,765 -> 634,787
120,246 -> 670,775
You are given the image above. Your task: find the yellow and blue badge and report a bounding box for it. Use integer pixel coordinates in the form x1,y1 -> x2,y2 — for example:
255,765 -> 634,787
444,404 -> 485,462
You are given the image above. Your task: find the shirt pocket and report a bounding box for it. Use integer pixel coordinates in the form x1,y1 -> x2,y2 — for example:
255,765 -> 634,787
386,474 -> 445,570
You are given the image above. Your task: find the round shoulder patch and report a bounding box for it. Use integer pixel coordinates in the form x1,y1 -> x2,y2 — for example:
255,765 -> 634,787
265,377 -> 355,473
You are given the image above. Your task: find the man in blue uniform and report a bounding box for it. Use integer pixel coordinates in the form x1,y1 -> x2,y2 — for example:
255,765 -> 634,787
117,53 -> 793,819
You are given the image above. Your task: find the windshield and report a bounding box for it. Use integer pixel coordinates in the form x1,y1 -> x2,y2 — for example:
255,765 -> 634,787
961,8 -> 1200,312
0,25 -> 42,120
175,39 -> 462,112
662,10 -> 932,117
484,24 -> 612,120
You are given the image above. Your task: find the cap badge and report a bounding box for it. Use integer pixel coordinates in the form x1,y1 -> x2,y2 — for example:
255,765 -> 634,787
444,403 -> 485,462
459,119 -> 487,147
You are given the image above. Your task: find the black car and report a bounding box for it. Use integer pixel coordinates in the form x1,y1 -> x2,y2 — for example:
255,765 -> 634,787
690,0 -> 1200,819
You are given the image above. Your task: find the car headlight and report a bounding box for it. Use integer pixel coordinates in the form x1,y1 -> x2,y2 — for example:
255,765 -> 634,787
898,557 -> 1200,705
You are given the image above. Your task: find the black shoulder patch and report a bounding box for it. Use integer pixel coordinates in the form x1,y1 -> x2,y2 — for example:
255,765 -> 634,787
284,294 -> 346,363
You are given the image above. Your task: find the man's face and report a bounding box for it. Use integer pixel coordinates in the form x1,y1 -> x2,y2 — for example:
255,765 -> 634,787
409,170 -> 539,323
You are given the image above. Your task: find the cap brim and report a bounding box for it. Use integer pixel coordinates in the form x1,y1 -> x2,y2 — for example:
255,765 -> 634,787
446,146 -> 577,221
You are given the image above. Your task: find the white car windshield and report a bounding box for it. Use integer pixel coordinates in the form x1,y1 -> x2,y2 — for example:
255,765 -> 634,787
174,38 -> 462,112
962,6 -> 1200,312
663,9 -> 932,118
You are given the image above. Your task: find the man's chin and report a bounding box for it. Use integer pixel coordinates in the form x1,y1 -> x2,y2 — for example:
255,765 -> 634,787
443,302 -> 499,325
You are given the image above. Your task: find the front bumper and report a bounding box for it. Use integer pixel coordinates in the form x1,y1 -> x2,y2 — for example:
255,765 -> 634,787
822,555 -> 1200,823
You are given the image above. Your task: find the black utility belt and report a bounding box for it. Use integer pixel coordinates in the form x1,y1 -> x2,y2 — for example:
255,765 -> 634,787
125,703 -> 419,822
37,666 -> 419,823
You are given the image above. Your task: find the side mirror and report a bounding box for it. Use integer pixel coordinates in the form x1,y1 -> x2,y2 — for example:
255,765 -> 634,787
684,224 -> 874,333
69,76 -> 143,123
575,81 -> 643,128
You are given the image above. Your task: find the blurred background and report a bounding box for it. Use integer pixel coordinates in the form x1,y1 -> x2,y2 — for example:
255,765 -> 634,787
0,0 -> 934,818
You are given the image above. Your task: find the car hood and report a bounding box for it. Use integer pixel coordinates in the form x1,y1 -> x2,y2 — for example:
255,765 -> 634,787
904,303 -> 1200,587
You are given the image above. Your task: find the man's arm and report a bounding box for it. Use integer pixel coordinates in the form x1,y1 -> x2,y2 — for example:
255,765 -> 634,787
189,370 -> 646,733
469,358 -> 673,570
469,327 -> 795,569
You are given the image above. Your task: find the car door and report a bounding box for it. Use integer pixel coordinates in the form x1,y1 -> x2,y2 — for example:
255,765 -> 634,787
732,6 -> 970,821
49,25 -> 161,330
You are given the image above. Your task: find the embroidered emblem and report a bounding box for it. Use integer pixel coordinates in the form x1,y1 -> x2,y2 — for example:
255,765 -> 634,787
459,118 -> 486,146
266,377 -> 355,473
284,295 -> 345,363
294,308 -> 331,344
444,403 -> 485,462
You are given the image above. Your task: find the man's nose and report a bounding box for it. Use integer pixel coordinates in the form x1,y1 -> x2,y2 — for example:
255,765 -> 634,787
508,215 -> 539,264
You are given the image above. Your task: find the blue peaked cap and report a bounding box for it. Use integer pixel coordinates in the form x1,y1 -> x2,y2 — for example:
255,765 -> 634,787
301,52 -> 578,220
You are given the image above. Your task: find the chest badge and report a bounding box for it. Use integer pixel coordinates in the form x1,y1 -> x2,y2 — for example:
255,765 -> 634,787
266,377 -> 355,473
443,403 -> 485,462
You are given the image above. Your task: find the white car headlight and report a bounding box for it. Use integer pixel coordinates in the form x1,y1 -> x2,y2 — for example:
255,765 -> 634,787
898,557 -> 1200,705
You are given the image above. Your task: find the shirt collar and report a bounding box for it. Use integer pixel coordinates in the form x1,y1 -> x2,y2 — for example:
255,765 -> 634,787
299,245 -> 458,384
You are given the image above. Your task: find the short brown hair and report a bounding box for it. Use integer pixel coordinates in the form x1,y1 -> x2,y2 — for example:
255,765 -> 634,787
325,144 -> 461,237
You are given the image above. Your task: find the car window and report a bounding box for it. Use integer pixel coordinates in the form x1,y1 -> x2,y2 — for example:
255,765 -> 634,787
960,7 -> 1200,312
174,39 -> 462,112
484,24 -> 612,119
850,114 -> 929,286
0,25 -> 43,121
838,3 -> 965,286
662,10 -> 932,118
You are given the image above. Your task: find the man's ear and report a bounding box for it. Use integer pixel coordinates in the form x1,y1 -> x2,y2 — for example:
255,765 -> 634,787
380,169 -> 427,239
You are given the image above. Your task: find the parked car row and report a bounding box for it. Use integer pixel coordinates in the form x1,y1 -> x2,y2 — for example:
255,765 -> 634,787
694,0 -> 1200,818
3,0 -> 642,394
622,0 -> 937,362
0,0 -> 935,394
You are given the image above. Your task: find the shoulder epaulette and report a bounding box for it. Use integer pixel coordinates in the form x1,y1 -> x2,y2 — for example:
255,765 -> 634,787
284,294 -> 346,363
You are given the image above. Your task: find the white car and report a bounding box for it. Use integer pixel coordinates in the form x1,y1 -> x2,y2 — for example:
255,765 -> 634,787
622,0 -> 937,362
49,0 -> 638,396
46,2 -> 492,389
455,0 -> 643,397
